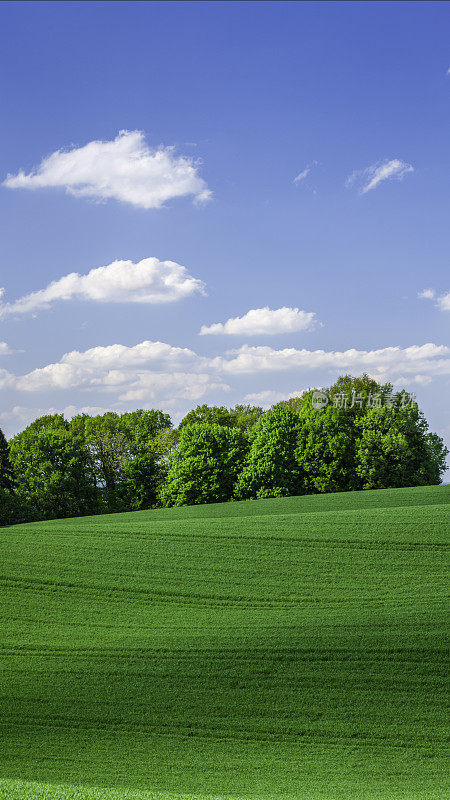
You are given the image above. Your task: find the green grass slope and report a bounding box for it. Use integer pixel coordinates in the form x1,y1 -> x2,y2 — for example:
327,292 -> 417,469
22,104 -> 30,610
0,485 -> 448,800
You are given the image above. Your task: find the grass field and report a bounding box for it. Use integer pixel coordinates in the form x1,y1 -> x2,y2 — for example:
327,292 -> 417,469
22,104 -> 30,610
0,485 -> 448,800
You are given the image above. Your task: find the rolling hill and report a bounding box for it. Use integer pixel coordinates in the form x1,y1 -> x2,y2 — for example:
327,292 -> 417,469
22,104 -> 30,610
0,485 -> 448,800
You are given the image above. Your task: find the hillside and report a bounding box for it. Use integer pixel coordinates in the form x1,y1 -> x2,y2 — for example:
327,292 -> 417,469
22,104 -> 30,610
0,485 -> 448,800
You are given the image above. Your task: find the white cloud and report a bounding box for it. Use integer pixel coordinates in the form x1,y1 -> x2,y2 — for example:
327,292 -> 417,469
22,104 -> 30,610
213,342 -> 450,383
293,161 -> 318,184
436,292 -> 450,311
2,130 -> 211,209
418,288 -> 436,300
0,368 -> 14,389
15,340 -> 204,392
0,341 -> 12,355
3,339 -> 450,425
347,158 -> 414,194
199,307 -> 318,336
117,373 -> 228,403
394,374 -> 432,387
418,288 -> 450,311
6,340 -> 450,395
8,339 -> 228,405
243,389 -> 307,407
0,257 -> 205,318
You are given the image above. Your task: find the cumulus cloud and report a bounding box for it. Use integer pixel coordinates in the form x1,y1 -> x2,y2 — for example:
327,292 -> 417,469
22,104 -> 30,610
9,340 -> 228,404
2,340 -> 450,423
347,158 -> 414,194
436,292 -> 450,311
6,340 -> 450,393
0,257 -> 205,318
418,288 -> 436,300
418,288 -> 450,311
213,342 -> 450,384
15,340 -> 203,392
0,341 -> 12,355
199,307 -> 318,336
2,130 -> 211,209
117,373 -> 228,403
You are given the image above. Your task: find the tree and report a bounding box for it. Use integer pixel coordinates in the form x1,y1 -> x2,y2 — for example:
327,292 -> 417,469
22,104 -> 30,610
230,404 -> 265,432
161,423 -> 248,506
327,373 -> 392,409
119,409 -> 172,509
234,406 -> 302,499
178,404 -> 264,433
355,405 -> 448,489
292,376 -> 448,492
9,415 -> 98,519
0,489 -> 39,527
70,412 -> 131,510
295,396 -> 360,493
0,427 -> 14,493
70,409 -> 172,511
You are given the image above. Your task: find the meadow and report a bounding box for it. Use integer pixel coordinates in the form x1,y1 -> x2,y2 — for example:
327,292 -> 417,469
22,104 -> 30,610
0,485 -> 448,800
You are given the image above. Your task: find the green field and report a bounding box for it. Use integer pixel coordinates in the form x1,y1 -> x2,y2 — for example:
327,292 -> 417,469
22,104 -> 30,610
0,485 -> 448,800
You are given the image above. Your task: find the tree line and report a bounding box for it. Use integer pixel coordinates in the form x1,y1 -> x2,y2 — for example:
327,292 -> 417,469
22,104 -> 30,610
0,374 -> 447,525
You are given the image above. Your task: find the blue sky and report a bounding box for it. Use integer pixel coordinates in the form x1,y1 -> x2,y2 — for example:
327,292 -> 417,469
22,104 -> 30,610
0,0 -> 449,469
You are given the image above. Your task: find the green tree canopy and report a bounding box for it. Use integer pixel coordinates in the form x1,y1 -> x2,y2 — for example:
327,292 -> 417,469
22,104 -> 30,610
70,409 -> 172,511
178,404 -> 264,433
295,397 -> 360,493
234,405 -> 303,499
161,423 -> 248,507
0,427 -> 14,494
292,376 -> 448,492
9,414 -> 98,519
355,404 -> 448,489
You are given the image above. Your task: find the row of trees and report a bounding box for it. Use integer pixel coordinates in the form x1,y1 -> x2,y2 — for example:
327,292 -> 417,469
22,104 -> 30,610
0,375 -> 447,525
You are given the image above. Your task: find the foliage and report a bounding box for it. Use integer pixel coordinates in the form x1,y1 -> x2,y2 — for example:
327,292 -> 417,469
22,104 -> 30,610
178,403 -> 264,433
0,426 -> 14,493
355,404 -> 448,488
0,488 -> 39,527
70,409 -> 172,511
296,398 -> 360,493
234,405 -> 302,499
327,372 -> 393,407
9,415 -> 99,519
292,376 -> 448,492
2,375 -> 448,519
161,422 -> 248,506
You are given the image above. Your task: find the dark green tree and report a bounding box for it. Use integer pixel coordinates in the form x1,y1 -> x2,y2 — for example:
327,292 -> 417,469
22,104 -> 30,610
355,404 -> 448,489
0,427 -> 14,493
70,412 -> 131,510
293,376 -> 448,492
234,405 -> 303,499
70,409 -> 172,510
9,415 -> 99,519
161,423 -> 248,507
295,395 -> 360,493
